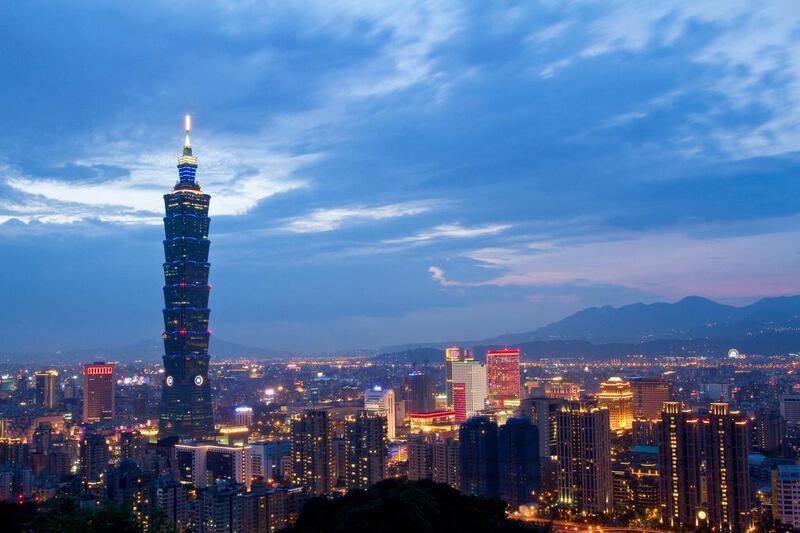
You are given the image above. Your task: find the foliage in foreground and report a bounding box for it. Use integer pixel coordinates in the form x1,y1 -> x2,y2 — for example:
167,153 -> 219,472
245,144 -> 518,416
287,478 -> 550,533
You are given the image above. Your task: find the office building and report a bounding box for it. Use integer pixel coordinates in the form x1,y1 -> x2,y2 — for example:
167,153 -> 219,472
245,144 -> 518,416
364,386 -> 396,440
404,371 -> 436,414
174,443 -> 253,490
159,116 -> 215,440
704,403 -> 752,533
656,401 -> 701,530
235,406 -> 253,428
459,417 -> 498,498
773,464 -> 800,530
343,410 -> 388,490
597,377 -> 634,431
631,377 -> 672,420
445,346 -> 462,408
498,417 -> 540,509
486,348 -> 521,407
544,378 -> 580,401
451,360 -> 487,422
83,362 -> 115,422
556,403 -> 613,515
34,370 -> 58,410
290,410 -> 332,495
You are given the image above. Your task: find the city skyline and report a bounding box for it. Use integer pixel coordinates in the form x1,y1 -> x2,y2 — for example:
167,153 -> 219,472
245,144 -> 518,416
2,3 -> 800,352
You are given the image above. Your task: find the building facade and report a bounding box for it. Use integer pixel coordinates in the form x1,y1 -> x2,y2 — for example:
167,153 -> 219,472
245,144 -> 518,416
290,410 -> 333,495
451,360 -> 487,422
486,348 -> 521,408
83,363 -> 114,422
159,116 -> 215,440
597,377 -> 633,432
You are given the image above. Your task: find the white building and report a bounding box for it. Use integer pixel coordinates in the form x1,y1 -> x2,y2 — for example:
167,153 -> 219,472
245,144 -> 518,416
451,360 -> 487,419
174,443 -> 253,490
364,386 -> 396,440
773,465 -> 800,529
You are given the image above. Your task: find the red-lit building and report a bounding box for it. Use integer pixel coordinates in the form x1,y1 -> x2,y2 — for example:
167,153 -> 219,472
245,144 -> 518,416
83,362 -> 115,422
486,348 -> 521,407
453,383 -> 467,422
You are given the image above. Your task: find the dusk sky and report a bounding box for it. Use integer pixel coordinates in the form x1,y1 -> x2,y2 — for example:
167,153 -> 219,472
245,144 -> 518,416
2,2 -> 800,353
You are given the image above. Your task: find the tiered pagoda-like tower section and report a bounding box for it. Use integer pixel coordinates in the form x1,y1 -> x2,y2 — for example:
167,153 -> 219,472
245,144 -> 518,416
158,116 -> 214,439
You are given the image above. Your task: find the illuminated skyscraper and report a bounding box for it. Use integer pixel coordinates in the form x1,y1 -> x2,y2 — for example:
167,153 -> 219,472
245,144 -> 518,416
631,376 -> 672,421
444,346 -> 461,408
343,410 -> 388,490
83,362 -> 114,422
234,406 -> 253,428
290,410 -> 333,495
556,402 -> 613,515
656,402 -> 701,530
597,377 -> 633,431
486,348 -> 521,407
34,370 -> 58,409
159,116 -> 214,439
704,403 -> 752,533
364,386 -> 396,440
451,360 -> 487,422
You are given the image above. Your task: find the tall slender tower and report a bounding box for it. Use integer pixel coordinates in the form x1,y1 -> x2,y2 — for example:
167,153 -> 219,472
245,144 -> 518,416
159,116 -> 214,439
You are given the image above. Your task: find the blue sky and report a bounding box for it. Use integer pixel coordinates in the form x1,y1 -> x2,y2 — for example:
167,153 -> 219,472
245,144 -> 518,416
1,1 -> 800,353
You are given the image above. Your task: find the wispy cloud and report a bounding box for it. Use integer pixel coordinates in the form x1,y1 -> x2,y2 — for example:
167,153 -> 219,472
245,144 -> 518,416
282,201 -> 436,233
384,222 -> 510,244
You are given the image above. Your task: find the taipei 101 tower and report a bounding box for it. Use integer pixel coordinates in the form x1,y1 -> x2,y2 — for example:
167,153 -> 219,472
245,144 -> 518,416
158,116 -> 214,439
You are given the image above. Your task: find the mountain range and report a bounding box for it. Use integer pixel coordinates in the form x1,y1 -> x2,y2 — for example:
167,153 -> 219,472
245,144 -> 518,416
5,295 -> 800,362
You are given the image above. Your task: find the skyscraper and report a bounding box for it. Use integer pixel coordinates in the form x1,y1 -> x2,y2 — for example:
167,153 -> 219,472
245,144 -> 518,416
451,360 -> 487,422
597,377 -> 633,431
631,376 -> 672,421
83,362 -> 114,422
343,410 -> 388,490
159,116 -> 214,440
290,410 -> 333,495
459,416 -> 498,498
704,403 -> 752,533
772,465 -> 800,530
364,386 -> 396,440
556,403 -> 613,515
498,417 -> 541,509
444,346 -> 462,408
486,348 -> 521,407
34,370 -> 58,409
656,401 -> 701,530
404,370 -> 436,414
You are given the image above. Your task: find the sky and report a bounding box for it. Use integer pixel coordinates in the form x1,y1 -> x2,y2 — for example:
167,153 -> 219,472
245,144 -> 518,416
1,1 -> 800,354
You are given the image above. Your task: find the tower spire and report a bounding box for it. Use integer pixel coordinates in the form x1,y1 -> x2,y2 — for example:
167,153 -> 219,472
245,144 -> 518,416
183,114 -> 192,156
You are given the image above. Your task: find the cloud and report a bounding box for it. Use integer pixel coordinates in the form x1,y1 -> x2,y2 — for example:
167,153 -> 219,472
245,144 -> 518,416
282,201 -> 436,233
1,142 -> 315,225
458,225 -> 800,299
384,222 -> 510,244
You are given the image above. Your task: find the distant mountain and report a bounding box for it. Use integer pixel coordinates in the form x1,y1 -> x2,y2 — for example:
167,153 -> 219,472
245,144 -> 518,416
482,295 -> 800,345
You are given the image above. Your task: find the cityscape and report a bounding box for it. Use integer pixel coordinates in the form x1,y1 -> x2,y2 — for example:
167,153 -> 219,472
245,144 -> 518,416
3,2 -> 800,532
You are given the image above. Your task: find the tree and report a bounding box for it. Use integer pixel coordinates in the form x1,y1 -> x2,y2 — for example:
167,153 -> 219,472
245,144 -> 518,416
287,478 -> 550,533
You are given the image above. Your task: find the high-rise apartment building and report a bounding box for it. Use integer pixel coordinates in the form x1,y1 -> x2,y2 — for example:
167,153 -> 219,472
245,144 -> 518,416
343,410 -> 388,490
79,431 -> 110,484
34,370 -> 58,410
753,409 -> 786,454
772,465 -> 800,530
486,348 -> 521,407
451,360 -> 487,422
459,416 -> 498,498
656,401 -> 701,530
364,386 -> 396,440
159,116 -> 214,440
631,376 -> 672,420
174,442 -> 253,490
781,394 -> 800,425
597,377 -> 633,431
404,371 -> 436,414
704,403 -> 752,533
407,433 -> 459,489
498,417 -> 541,509
556,403 -> 613,515
83,362 -> 114,422
290,410 -> 333,495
